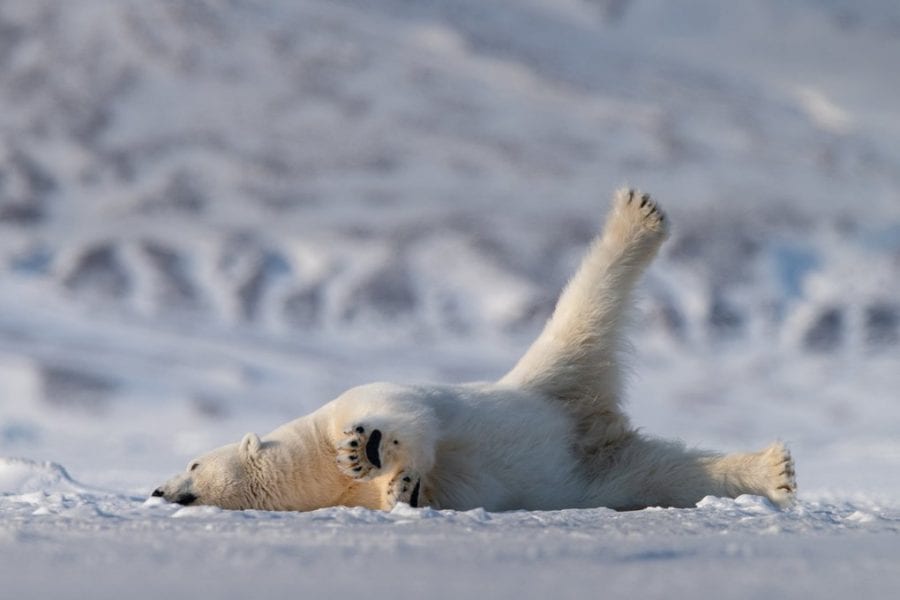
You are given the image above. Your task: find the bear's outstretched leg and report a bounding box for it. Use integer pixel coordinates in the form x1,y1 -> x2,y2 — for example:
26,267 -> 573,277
592,436 -> 797,509
501,189 -> 669,454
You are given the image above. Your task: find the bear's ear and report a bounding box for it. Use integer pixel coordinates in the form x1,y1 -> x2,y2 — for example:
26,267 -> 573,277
239,432 -> 262,461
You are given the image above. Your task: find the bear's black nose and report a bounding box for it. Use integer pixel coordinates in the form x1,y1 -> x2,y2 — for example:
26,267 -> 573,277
175,493 -> 198,506
151,488 -> 165,497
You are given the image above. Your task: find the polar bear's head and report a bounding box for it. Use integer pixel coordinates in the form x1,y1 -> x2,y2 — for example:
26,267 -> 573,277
153,432 -> 275,510
153,422 -> 351,511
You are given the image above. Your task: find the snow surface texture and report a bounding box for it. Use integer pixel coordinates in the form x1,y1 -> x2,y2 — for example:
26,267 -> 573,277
1,0 -> 899,598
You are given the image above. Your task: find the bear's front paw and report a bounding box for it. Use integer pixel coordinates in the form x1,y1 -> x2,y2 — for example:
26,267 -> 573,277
336,424 -> 387,480
388,470 -> 422,508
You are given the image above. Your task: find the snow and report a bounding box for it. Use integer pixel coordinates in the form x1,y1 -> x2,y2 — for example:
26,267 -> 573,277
2,455 -> 899,599
2,458 -> 898,599
2,0 -> 900,597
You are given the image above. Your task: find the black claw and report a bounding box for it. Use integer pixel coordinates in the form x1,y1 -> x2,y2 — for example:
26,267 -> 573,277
365,429 -> 382,469
355,426 -> 365,434
353,466 -> 362,472
349,455 -> 357,461
402,476 -> 411,482
151,488 -> 164,498
640,194 -> 649,208
349,440 -> 358,448
627,189 -> 634,203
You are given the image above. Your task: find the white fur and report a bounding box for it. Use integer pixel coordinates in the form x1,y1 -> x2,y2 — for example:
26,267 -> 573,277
155,189 -> 797,512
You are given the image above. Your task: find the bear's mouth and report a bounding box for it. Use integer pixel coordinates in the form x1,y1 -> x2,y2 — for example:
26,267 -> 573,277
150,487 -> 198,506
174,493 -> 198,506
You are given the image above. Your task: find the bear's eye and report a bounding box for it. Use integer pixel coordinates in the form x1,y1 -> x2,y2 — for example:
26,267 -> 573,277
189,462 -> 200,472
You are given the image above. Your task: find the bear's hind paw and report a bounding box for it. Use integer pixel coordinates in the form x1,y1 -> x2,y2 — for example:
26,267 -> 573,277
614,188 -> 668,237
764,442 -> 797,507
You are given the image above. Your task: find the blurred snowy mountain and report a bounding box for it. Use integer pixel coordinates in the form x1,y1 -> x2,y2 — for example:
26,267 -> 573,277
0,0 -> 898,489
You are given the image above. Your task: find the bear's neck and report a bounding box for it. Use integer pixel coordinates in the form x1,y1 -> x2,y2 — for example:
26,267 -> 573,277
272,413 -> 365,511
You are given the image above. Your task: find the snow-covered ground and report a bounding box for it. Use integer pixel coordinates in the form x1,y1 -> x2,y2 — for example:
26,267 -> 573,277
1,0 -> 899,597
2,459 -> 898,600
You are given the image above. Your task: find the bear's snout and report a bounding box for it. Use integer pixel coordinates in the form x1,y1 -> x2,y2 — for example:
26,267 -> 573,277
151,483 -> 197,506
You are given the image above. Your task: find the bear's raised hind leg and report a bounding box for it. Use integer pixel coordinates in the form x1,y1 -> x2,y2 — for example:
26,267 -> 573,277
501,189 -> 669,454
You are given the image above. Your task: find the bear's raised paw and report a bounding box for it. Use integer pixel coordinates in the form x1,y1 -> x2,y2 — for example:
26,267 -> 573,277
614,188 -> 668,237
336,424 -> 387,479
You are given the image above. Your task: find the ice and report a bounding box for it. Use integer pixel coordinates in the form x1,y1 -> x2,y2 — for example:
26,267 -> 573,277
1,0 -> 900,597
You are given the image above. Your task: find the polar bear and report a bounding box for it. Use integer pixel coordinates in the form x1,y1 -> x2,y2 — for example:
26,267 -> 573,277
153,190 -> 796,512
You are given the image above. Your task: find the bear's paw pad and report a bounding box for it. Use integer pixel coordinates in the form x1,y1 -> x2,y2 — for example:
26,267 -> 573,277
388,470 -> 421,508
337,425 -> 383,479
